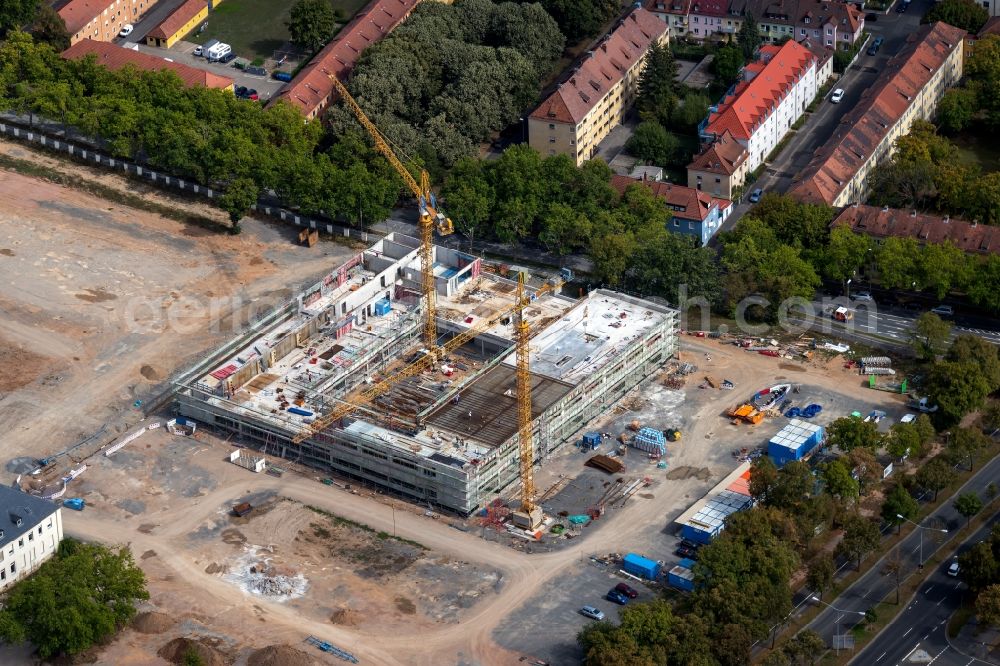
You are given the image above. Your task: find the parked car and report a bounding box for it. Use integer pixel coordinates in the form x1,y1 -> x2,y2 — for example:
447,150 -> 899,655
193,45 -> 204,57
748,188 -> 764,203
580,606 -> 605,620
900,413 -> 917,423
118,24 -> 134,38
830,88 -> 845,103
234,85 -> 248,98
246,89 -> 259,101
220,51 -> 237,64
676,545 -> 699,559
896,0 -> 910,12
615,582 -> 639,599
606,589 -> 630,605
930,305 -> 954,316
853,291 -> 874,302
246,65 -> 267,76
948,560 -> 960,577
867,36 -> 884,55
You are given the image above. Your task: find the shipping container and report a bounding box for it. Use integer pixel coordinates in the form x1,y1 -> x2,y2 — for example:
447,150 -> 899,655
768,419 -> 824,467
623,552 -> 660,579
667,558 -> 696,591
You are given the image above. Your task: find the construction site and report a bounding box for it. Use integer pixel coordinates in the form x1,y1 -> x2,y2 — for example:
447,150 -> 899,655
174,232 -> 678,519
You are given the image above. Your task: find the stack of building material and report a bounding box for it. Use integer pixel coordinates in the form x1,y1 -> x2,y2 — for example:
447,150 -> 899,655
768,419 -> 824,467
585,454 -> 625,474
229,449 -> 266,473
631,427 -> 666,456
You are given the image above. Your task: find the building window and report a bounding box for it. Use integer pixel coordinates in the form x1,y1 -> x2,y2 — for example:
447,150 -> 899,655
28,532 -> 33,542
548,123 -> 555,130
549,137 -> 555,143
673,219 -> 679,227
715,177 -> 721,183
17,539 -> 22,548
10,563 -> 15,574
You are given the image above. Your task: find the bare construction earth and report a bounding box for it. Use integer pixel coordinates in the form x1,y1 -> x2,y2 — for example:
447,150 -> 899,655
0,166 -> 354,466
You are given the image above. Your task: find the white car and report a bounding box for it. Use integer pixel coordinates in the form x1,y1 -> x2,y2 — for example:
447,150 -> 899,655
119,24 -> 134,37
579,606 -> 605,620
900,413 -> 916,424
193,45 -> 204,57
931,305 -> 954,317
831,88 -> 845,103
853,291 -> 874,302
948,561 -> 960,577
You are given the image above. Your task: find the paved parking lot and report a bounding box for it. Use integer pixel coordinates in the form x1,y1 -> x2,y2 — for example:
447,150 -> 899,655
134,41 -> 286,101
493,556 -> 661,664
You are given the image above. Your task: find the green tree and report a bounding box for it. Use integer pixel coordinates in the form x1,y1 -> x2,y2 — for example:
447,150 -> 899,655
948,427 -> 989,471
287,0 -> 336,52
29,4 -> 68,50
888,421 -> 920,460
737,13 -> 763,61
806,555 -> 835,599
750,456 -> 779,503
954,492 -> 983,527
712,44 -> 745,84
947,335 -> 1000,392
977,585 -> 1000,627
915,457 -> 956,500
936,87 -> 978,134
848,448 -> 882,496
924,361 -> 993,428
217,177 -> 260,232
826,417 -> 881,452
590,231 -> 636,287
769,460 -> 814,511
626,120 -> 679,167
925,0 -> 988,33
0,0 -> 37,35
881,484 -> 918,531
0,540 -> 148,659
539,202 -> 591,256
875,236 -> 922,291
821,459 -> 859,501
966,35 -> 1000,127
442,157 -> 494,243
837,516 -> 881,570
911,312 -> 953,360
671,90 -> 711,130
824,225 -> 869,282
537,0 -> 618,43
959,542 -> 998,591
783,629 -> 825,666
636,42 -> 678,126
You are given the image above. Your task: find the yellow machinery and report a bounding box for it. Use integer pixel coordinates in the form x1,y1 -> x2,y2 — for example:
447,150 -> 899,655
327,75 -> 453,349
511,273 -> 542,530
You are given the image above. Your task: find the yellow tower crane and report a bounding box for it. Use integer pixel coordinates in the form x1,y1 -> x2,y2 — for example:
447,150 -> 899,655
327,75 -> 453,350
511,273 -> 542,530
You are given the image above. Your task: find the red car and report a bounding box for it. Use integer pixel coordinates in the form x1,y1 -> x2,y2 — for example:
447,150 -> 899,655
615,582 -> 639,599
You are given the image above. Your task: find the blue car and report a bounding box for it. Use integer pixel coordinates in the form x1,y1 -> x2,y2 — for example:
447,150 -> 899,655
748,188 -> 763,203
606,589 -> 629,605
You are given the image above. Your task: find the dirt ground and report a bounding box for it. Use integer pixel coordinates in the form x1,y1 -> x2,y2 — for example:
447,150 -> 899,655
0,160 -> 355,469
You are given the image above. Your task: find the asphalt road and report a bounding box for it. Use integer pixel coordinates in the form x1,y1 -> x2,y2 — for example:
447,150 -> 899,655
806,300 -> 1000,346
118,0 -> 189,43
802,454 -> 1000,652
850,512 -> 1000,666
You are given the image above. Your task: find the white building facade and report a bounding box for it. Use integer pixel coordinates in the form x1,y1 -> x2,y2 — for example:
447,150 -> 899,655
0,487 -> 64,591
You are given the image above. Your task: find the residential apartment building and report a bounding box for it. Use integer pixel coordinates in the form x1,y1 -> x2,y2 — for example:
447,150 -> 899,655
611,174 -> 733,244
701,40 -> 821,173
832,204 -> 1000,255
966,16 -> 1000,63
0,486 -> 64,591
689,0 -> 733,38
59,0 -> 161,46
645,0 -> 693,39
145,0 -> 208,48
268,0 -> 422,119
687,129 -> 750,198
62,39 -> 235,89
791,22 -> 966,207
749,0 -> 864,51
528,8 -> 668,166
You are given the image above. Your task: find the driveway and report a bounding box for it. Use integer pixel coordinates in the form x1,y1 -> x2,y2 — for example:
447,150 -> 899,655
118,0 -> 189,43
136,41 -> 286,101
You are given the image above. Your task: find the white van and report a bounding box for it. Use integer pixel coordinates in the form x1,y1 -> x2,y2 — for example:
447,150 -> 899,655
206,42 -> 232,62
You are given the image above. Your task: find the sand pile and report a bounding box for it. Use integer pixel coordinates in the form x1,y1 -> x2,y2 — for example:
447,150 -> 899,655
329,607 -> 363,626
132,611 -> 173,634
157,637 -> 226,666
248,644 -> 316,666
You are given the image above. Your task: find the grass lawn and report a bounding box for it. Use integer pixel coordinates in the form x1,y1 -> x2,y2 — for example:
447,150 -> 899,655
189,0 -> 370,62
953,130 -> 1000,174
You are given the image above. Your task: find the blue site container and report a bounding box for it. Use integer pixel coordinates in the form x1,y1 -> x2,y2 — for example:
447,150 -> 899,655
623,553 -> 661,580
581,432 -> 601,449
272,71 -> 293,82
374,298 -> 391,316
287,407 -> 313,417
768,419 -> 825,468
668,558 -> 696,592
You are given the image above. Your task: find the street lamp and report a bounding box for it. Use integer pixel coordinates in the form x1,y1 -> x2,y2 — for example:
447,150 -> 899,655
846,278 -> 853,300
810,596 -> 866,653
897,514 -> 948,569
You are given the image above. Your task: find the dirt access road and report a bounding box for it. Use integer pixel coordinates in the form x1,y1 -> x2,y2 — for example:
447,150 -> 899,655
0,161 -> 355,469
65,336 -> 905,665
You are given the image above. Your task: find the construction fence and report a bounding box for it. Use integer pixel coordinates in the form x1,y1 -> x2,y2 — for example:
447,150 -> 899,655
0,114 -> 376,242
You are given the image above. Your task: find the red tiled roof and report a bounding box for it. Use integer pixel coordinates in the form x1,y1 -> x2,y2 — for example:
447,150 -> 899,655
644,0 -> 692,16
269,0 -> 420,116
611,175 -> 716,222
833,204 -> 1000,255
688,130 -> 748,175
978,16 -> 1000,38
705,40 -> 815,141
61,39 -> 234,89
147,0 -> 206,41
58,0 -> 113,35
750,0 -> 863,34
791,22 -> 966,206
690,0 -> 729,17
530,8 -> 667,125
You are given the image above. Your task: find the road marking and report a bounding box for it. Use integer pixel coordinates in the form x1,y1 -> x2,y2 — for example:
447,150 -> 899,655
925,586 -> 933,594
956,582 -> 962,589
903,627 -> 912,637
936,598 -> 944,605
877,651 -> 887,661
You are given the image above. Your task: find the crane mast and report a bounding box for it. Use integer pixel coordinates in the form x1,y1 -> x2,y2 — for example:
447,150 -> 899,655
512,273 -> 541,530
327,75 -> 452,349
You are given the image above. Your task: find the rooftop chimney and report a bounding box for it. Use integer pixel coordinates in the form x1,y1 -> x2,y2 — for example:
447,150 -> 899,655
911,210 -> 917,217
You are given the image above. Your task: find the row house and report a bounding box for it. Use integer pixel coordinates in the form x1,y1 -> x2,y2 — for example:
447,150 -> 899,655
645,0 -> 693,38
59,0 -> 161,45
528,8 -> 668,166
611,174 -> 733,245
832,204 -> 1000,256
791,22 -> 966,207
700,40 -> 821,176
687,129 -> 750,199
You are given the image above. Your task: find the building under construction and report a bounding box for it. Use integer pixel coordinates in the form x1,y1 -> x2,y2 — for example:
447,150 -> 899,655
174,234 -> 677,514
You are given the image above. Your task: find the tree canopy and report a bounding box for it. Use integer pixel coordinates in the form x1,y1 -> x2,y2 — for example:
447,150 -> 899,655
286,0 -> 336,52
911,312 -> 953,360
0,540 -> 148,658
825,417 -> 882,452
924,0 -> 988,34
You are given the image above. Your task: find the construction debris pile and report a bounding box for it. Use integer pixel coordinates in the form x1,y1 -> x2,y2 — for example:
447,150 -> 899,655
224,546 -> 307,601
858,356 -> 895,376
